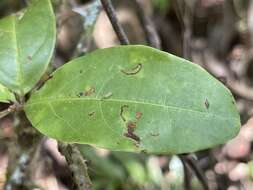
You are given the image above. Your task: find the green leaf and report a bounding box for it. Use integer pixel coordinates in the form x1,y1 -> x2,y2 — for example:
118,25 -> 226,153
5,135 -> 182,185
24,45 -> 240,154
0,0 -> 56,95
0,83 -> 15,103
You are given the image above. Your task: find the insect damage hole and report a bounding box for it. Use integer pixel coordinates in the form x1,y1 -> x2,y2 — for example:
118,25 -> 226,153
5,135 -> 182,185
205,99 -> 209,109
121,63 -> 142,75
120,105 -> 141,144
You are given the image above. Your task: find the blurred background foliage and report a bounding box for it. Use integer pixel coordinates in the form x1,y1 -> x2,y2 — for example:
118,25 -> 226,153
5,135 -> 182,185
1,0 -> 253,189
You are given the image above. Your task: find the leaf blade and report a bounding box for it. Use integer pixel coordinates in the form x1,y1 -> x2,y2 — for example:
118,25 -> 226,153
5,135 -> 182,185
25,45 -> 240,154
0,83 -> 15,103
0,0 -> 56,95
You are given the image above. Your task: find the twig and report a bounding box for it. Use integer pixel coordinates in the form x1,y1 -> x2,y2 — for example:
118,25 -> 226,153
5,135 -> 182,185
180,155 -> 209,190
180,157 -> 192,190
182,4 -> 193,60
133,0 -> 161,49
58,142 -> 92,190
174,0 -> 194,60
100,0 -> 129,45
0,109 -> 12,119
0,104 -> 23,120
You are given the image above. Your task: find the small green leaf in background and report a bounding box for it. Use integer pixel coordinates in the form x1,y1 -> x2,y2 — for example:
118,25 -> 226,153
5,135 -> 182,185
25,45 -> 240,154
0,0 -> 56,95
0,83 -> 15,103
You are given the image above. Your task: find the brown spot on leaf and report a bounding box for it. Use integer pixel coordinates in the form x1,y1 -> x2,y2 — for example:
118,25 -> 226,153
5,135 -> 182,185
205,99 -> 209,109
27,55 -> 32,61
88,111 -> 95,117
127,121 -> 136,132
124,132 -> 140,143
135,112 -> 142,120
78,92 -> 84,97
124,121 -> 140,143
102,92 -> 113,99
121,63 -> 142,75
84,87 -> 95,96
150,132 -> 160,137
120,105 -> 129,122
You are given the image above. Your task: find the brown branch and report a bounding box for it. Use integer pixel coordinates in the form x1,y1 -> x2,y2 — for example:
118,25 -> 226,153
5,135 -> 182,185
0,103 -> 23,120
58,142 -> 92,190
0,109 -> 12,120
133,0 -> 161,49
182,8 -> 192,60
180,157 -> 192,190
180,155 -> 209,190
174,0 -> 194,60
100,0 -> 129,45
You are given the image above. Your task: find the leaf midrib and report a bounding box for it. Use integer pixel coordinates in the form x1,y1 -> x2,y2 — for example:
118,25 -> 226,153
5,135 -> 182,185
25,97 -> 233,120
12,16 -> 23,95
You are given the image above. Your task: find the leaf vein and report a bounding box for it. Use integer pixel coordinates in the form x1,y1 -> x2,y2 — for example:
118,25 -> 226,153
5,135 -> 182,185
26,97 -> 231,120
